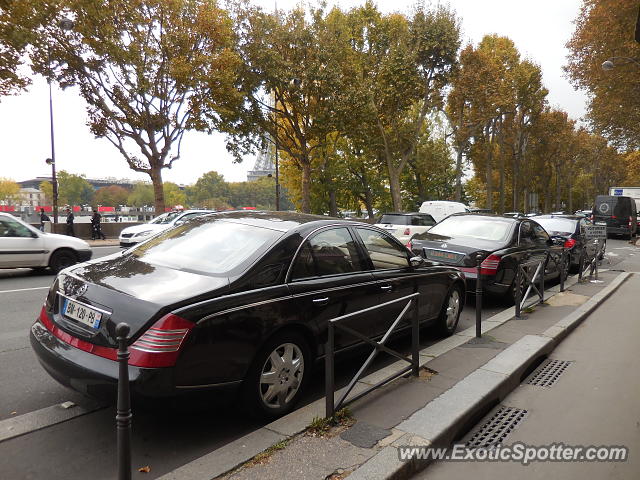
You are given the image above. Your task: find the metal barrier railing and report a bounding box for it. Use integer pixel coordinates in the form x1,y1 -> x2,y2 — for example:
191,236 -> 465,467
325,292 -> 420,419
577,239 -> 605,282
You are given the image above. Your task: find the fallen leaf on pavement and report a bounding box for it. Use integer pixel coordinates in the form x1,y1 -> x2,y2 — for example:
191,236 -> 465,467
138,466 -> 151,473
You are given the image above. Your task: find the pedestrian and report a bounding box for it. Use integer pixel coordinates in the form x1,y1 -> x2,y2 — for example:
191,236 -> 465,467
39,208 -> 50,232
65,208 -> 75,237
91,210 -> 106,240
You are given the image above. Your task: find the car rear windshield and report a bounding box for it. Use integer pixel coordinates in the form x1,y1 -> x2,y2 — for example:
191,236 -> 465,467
595,196 -> 634,217
428,216 -> 513,242
128,220 -> 283,275
379,214 -> 435,226
534,218 -> 576,235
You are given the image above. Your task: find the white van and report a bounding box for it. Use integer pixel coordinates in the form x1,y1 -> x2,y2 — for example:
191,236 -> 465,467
418,201 -> 469,224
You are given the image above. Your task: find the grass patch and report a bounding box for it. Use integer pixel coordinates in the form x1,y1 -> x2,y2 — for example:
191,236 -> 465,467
307,408 -> 353,436
247,438 -> 290,466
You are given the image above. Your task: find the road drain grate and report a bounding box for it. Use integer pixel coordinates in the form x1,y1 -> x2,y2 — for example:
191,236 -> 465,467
527,359 -> 572,387
465,407 -> 527,449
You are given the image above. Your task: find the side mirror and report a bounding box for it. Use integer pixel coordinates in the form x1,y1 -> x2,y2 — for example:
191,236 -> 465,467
410,256 -> 424,267
31,231 -> 39,238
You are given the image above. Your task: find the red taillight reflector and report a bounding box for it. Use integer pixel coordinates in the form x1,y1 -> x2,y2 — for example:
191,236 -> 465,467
629,216 -> 633,226
564,238 -> 576,249
129,314 -> 194,368
612,215 -> 617,219
38,306 -> 117,360
406,240 -> 412,250
403,228 -> 411,236
480,254 -> 501,275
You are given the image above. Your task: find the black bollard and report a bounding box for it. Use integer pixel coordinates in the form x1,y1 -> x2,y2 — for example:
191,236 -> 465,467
515,264 -> 522,319
560,247 -> 565,292
116,322 -> 132,480
475,254 -> 483,338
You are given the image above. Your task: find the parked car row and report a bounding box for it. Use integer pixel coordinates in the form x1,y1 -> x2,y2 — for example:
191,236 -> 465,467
25,206 -> 606,420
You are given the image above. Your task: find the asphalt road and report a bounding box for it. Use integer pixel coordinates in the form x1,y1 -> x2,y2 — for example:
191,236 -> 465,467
0,240 -> 633,479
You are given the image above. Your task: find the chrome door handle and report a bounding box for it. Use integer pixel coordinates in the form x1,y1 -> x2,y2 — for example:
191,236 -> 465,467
312,297 -> 329,306
380,285 -> 393,292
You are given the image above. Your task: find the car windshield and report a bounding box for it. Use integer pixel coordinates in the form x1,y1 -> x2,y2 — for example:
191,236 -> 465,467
128,219 -> 283,275
150,212 -> 181,225
534,218 -> 576,235
428,216 -> 513,242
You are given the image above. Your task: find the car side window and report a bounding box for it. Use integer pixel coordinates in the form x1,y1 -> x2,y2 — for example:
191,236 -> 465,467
0,218 -> 32,238
518,222 -> 535,245
356,228 -> 410,270
411,216 -> 433,226
290,228 -> 364,280
532,223 -> 550,245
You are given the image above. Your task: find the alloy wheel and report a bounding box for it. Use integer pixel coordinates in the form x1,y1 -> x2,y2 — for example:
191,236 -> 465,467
445,289 -> 461,329
259,343 -> 304,409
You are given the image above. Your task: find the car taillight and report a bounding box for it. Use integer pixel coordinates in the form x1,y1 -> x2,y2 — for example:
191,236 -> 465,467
404,228 -> 411,236
129,314 -> 194,368
480,254 -> 501,275
612,215 -> 617,219
629,216 -> 633,226
564,238 -> 576,249
406,240 -> 413,250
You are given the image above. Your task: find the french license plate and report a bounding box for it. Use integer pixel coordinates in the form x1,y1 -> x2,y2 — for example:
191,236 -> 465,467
63,299 -> 102,329
425,249 -> 462,263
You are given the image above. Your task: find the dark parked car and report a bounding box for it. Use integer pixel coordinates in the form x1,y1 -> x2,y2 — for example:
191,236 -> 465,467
592,195 -> 637,239
533,215 -> 606,272
31,211 -> 465,418
408,214 -> 564,300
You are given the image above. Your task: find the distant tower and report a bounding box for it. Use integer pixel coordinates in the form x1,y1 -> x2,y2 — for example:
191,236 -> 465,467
247,134 -> 276,182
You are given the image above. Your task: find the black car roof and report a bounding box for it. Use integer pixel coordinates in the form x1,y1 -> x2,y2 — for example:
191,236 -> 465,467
534,214 -> 581,221
197,210 -> 367,233
381,212 -> 429,216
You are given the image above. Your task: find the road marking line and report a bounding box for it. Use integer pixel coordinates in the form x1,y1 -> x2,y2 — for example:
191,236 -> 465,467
0,286 -> 49,294
0,401 -> 106,443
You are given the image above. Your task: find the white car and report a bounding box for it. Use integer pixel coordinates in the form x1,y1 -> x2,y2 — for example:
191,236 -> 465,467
419,201 -> 469,223
119,209 -> 215,247
374,212 -> 436,245
0,213 -> 92,273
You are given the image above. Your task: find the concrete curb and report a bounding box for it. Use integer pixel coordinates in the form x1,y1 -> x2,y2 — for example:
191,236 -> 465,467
348,271 -> 632,480
156,271 -> 622,480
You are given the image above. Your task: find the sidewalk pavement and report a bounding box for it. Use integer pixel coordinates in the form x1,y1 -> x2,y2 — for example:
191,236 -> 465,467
158,269 -> 631,480
86,239 -> 120,247
416,271 -> 640,479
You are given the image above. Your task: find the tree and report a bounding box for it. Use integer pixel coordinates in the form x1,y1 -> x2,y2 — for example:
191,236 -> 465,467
0,177 -> 19,203
0,1 -> 30,98
54,171 -> 94,205
345,3 -> 461,211
566,0 -> 640,150
39,181 -> 53,204
93,185 -> 130,207
163,182 -> 186,208
232,5 -> 354,213
19,0 -> 245,214
188,170 -> 229,207
127,182 -> 154,207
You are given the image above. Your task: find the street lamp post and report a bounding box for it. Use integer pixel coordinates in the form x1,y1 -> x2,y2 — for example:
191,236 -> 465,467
45,158 -> 58,224
45,17 -> 75,224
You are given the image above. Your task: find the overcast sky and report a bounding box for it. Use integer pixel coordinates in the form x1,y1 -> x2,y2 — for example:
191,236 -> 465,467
0,0 -> 585,185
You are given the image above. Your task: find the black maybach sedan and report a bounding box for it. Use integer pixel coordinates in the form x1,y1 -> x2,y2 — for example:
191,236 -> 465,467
31,211 -> 465,418
408,214 -> 564,300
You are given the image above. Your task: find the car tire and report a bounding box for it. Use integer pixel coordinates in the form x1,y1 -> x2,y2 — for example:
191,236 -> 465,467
436,284 -> 463,337
242,331 -> 311,419
49,249 -> 77,274
509,270 -> 528,305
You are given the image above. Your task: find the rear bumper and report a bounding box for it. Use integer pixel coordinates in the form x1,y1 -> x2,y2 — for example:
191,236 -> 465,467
30,319 -> 241,401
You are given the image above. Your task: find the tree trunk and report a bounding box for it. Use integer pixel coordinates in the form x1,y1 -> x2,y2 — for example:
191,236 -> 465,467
329,189 -> 337,217
485,123 -> 494,210
149,165 -> 165,215
455,147 -> 464,202
300,161 -> 311,213
555,163 -> 561,211
388,163 -> 403,212
364,189 -> 375,220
